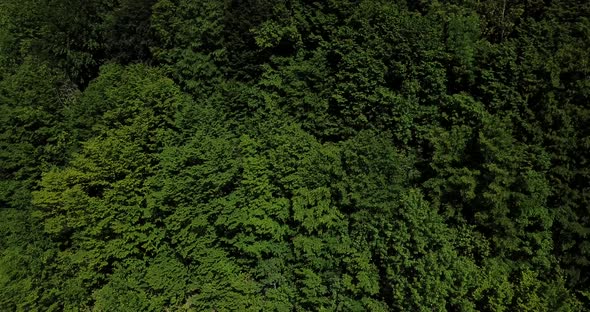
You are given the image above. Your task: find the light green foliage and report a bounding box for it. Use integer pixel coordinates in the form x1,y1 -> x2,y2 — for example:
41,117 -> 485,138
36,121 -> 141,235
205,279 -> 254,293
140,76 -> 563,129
93,253 -> 189,312
31,64 -> 189,309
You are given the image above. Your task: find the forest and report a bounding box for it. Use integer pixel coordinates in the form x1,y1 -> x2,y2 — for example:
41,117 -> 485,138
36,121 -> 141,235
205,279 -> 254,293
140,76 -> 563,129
0,0 -> 589,311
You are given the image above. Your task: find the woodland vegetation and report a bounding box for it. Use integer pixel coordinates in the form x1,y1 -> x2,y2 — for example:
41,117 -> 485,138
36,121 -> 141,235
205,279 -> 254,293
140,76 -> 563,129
1,0 -> 589,311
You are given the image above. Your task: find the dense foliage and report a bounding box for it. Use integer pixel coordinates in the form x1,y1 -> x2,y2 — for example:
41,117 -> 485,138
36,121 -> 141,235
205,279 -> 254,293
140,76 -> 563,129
1,0 -> 589,310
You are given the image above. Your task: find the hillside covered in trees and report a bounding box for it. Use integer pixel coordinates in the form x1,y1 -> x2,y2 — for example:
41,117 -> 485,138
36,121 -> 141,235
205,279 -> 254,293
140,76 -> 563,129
1,0 -> 589,310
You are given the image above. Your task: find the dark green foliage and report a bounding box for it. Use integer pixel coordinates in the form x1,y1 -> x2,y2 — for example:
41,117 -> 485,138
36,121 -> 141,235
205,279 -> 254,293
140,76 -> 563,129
0,57 -> 72,311
0,0 -> 158,86
1,0 -> 589,310
0,59 -> 71,209
101,0 -> 157,64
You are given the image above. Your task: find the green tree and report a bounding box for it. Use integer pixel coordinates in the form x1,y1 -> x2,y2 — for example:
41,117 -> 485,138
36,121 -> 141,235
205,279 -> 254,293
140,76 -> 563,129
32,64 -> 189,310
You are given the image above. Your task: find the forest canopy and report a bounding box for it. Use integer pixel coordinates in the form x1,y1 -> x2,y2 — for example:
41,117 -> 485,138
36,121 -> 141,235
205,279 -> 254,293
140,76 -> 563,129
1,0 -> 589,311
